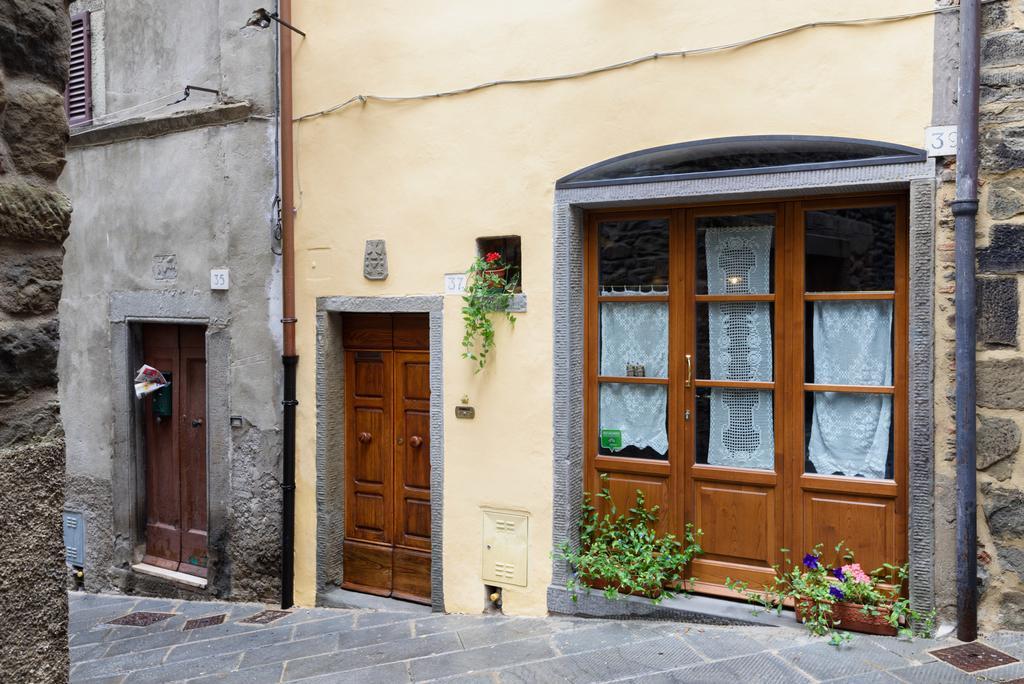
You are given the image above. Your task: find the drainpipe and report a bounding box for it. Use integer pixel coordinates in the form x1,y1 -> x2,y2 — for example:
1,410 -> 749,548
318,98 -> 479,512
278,0 -> 298,610
954,0 -> 980,643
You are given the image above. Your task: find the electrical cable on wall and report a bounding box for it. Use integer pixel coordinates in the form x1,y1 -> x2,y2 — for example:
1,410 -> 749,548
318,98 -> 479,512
295,4 -> 965,123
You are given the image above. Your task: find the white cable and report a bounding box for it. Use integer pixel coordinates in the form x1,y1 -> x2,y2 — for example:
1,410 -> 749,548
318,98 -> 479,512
295,5 -> 960,123
72,99 -> 184,136
70,89 -> 184,131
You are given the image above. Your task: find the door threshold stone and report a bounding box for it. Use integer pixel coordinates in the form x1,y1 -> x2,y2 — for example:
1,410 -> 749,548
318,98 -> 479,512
131,562 -> 208,589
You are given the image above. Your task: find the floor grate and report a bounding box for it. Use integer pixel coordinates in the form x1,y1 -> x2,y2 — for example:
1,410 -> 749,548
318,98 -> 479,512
930,642 -> 1019,673
238,609 -> 291,625
183,614 -> 226,630
107,611 -> 175,627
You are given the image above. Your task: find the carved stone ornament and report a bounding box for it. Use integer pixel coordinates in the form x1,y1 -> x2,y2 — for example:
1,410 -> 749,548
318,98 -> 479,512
363,239 -> 388,280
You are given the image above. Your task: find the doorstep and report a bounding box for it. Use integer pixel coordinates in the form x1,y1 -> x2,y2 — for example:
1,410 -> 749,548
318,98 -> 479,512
131,562 -> 208,589
319,587 -> 433,614
547,584 -> 794,628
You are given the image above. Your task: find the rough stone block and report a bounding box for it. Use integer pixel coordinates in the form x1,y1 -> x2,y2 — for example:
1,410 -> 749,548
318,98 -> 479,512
0,81 -> 68,180
978,358 -> 1024,408
977,414 -> 1021,481
0,439 -> 69,683
987,177 -> 1024,220
999,591 -> 1024,631
979,224 -> 1024,274
983,30 -> 1024,68
996,545 -> 1024,583
0,318 -> 59,397
982,69 -> 1024,106
982,483 -> 1024,540
0,252 -> 63,315
983,0 -> 1012,32
0,0 -> 70,90
982,126 -> 1024,175
977,277 -> 1019,346
0,180 -> 72,244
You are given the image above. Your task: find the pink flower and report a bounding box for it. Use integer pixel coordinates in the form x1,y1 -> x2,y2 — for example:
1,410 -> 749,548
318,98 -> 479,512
840,563 -> 872,584
485,252 -> 501,264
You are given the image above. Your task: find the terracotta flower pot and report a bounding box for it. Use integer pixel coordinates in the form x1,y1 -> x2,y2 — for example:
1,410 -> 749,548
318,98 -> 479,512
795,599 -> 898,637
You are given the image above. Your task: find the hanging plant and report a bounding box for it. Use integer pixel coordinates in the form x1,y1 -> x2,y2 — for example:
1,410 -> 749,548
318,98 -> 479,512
461,251 -> 518,371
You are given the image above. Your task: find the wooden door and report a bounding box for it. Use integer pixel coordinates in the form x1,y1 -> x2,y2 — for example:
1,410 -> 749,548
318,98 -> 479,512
141,324 -> 208,577
342,314 -> 431,604
584,194 -> 908,596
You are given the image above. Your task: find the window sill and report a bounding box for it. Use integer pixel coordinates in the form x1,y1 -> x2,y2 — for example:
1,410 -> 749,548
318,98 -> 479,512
131,562 -> 208,589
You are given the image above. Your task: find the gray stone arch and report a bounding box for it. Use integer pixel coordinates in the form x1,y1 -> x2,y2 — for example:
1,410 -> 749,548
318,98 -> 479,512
315,295 -> 445,612
549,155 -> 936,619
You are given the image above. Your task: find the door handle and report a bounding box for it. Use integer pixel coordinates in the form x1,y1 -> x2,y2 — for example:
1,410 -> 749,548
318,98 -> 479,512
191,418 -> 203,428
409,435 -> 423,448
684,354 -> 692,387
358,432 -> 372,444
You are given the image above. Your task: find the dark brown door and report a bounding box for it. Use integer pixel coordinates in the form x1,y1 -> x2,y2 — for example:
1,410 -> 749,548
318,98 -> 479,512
342,314 -> 431,604
141,324 -> 208,578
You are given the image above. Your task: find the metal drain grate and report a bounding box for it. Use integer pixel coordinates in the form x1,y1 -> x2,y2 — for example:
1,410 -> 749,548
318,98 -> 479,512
238,609 -> 290,625
930,642 -> 1019,673
183,614 -> 226,630
107,611 -> 175,627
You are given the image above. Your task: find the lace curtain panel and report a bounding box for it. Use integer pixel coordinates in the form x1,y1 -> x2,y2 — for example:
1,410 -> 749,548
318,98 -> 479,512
705,226 -> 775,469
599,302 -> 669,455
807,300 -> 893,478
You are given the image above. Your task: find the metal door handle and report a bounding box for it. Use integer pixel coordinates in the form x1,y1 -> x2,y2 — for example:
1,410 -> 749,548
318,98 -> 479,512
358,432 -> 372,443
409,435 -> 423,448
684,354 -> 692,387
191,418 -> 203,427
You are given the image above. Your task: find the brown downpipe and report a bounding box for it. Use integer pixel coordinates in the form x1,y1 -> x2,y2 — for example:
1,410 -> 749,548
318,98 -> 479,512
279,0 -> 297,610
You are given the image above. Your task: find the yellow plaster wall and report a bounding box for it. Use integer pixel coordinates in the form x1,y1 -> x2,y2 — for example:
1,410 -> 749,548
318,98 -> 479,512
289,0 -> 935,615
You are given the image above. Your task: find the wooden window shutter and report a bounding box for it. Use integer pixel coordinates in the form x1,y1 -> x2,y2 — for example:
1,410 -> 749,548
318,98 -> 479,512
66,12 -> 92,126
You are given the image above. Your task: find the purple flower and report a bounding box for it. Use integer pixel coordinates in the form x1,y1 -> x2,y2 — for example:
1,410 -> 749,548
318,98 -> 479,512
802,554 -> 820,570
833,567 -> 845,582
829,586 -> 845,600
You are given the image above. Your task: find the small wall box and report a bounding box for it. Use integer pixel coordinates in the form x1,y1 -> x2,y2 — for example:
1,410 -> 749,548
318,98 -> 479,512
210,269 -> 229,290
481,509 -> 528,587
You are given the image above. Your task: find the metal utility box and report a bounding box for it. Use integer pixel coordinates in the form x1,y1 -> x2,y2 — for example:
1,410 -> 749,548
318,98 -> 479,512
481,508 -> 529,587
152,372 -> 172,417
63,511 -> 85,567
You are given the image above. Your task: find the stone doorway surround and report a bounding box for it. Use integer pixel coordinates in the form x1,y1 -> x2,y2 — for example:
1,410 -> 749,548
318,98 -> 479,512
314,295 -> 445,611
106,290 -> 232,595
549,151 -> 937,620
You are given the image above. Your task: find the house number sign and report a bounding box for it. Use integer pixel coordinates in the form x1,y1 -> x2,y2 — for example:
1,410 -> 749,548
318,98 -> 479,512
925,125 -> 957,157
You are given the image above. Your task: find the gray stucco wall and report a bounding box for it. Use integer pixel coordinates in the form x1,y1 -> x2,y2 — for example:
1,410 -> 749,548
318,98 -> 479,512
59,0 -> 282,602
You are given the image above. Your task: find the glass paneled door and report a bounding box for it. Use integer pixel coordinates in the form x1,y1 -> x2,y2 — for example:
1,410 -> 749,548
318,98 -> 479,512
584,196 -> 908,594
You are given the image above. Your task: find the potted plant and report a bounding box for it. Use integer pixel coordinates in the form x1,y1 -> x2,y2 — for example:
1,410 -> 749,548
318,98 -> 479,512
726,544 -> 935,646
461,251 -> 518,371
554,476 -> 703,604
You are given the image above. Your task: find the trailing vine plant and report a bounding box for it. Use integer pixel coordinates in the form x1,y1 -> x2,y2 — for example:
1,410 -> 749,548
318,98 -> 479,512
555,475 -> 703,604
461,251 -> 517,371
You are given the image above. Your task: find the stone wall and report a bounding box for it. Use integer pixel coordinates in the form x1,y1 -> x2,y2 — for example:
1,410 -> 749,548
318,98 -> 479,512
0,0 -> 72,680
935,0 -> 1024,631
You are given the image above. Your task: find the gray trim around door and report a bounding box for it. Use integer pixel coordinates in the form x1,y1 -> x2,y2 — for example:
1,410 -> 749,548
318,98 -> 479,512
549,158 -> 936,619
315,295 -> 445,612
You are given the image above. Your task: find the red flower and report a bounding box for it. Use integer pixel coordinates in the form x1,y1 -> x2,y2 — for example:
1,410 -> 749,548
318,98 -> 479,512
485,252 -> 501,263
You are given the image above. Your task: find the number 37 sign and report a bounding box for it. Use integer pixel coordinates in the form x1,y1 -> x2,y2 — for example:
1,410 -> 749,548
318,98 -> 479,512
925,125 -> 957,157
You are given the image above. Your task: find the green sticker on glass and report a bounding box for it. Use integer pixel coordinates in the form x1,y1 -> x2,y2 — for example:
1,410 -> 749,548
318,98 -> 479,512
600,429 -> 622,451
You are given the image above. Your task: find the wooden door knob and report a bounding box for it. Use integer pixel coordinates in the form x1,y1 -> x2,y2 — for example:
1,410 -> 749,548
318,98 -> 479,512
358,432 -> 372,443
409,435 -> 423,448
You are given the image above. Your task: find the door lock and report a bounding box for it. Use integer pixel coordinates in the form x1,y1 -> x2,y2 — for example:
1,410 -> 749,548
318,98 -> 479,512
397,437 -> 404,445
684,409 -> 691,421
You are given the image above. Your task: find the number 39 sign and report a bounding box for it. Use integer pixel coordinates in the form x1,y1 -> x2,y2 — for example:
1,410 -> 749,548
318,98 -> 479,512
925,125 -> 958,157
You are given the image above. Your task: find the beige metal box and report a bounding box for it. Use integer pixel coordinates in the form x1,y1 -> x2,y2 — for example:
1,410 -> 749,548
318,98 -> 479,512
481,508 -> 529,587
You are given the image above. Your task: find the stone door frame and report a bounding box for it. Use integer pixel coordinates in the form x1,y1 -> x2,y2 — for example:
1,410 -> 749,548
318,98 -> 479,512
549,159 -> 937,618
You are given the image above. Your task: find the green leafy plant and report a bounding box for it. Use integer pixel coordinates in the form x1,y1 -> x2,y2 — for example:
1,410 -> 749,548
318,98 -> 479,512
555,476 -> 703,604
461,251 -> 517,371
725,543 -> 935,646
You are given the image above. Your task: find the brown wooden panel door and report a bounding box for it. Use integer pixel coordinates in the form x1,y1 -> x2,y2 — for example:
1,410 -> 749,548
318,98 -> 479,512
141,324 -> 207,576
142,325 -> 181,571
342,314 -> 431,604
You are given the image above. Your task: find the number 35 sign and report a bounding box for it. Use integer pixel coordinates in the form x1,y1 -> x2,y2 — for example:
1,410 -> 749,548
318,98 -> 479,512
925,125 -> 957,157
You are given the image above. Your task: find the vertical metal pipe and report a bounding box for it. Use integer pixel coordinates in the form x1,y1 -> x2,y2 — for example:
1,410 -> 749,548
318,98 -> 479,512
278,0 -> 298,610
954,0 -> 981,643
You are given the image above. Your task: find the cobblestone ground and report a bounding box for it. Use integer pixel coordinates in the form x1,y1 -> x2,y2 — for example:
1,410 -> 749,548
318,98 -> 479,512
68,592 -> 1024,683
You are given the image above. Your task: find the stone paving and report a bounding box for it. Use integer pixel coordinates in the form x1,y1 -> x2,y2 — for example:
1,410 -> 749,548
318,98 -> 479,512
68,592 -> 1024,683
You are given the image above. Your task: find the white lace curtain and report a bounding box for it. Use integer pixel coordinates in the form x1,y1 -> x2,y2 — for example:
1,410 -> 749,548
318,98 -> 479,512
705,226 -> 775,469
599,302 -> 669,455
807,300 -> 893,478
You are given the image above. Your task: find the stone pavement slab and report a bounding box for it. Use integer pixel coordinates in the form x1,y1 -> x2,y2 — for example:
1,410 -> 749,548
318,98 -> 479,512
67,592 -> 1024,683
